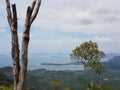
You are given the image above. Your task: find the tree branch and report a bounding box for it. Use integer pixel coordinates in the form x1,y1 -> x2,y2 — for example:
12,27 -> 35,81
5,0 -> 13,29
30,0 -> 41,24
12,4 -> 17,32
30,0 -> 36,13
25,0 -> 36,26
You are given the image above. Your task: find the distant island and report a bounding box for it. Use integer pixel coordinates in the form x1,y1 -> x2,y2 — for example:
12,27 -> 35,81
41,55 -> 120,71
41,61 -> 82,66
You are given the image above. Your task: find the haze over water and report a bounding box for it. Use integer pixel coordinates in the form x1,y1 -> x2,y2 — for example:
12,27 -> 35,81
0,53 -> 109,71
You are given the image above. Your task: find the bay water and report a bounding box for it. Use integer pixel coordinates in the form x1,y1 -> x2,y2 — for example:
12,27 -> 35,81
0,53 -> 108,71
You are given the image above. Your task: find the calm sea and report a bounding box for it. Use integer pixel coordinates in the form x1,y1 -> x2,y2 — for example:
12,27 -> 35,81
0,54 -> 109,71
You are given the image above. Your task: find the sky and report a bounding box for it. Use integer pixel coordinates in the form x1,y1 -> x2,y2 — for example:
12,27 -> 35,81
0,0 -> 120,54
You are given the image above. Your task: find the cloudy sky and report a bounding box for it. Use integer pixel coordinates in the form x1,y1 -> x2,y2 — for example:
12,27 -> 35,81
0,0 -> 120,54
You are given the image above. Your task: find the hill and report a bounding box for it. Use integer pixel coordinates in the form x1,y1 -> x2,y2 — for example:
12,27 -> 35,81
105,53 -> 120,58
0,67 -> 120,90
103,56 -> 120,71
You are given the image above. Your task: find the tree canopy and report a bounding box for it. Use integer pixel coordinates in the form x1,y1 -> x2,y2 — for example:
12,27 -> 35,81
71,41 -> 106,88
71,40 -> 105,69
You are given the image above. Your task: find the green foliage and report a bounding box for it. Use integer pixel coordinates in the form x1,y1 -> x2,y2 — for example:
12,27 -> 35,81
50,81 -> 62,90
29,69 -> 114,90
71,41 -> 107,89
87,82 -> 99,90
87,82 -> 111,90
71,40 -> 105,66
0,85 -> 13,90
0,73 -> 12,86
50,82 -> 71,90
0,85 -> 30,90
85,60 -> 104,75
0,72 -> 31,90
64,87 -> 71,90
1,67 -> 120,90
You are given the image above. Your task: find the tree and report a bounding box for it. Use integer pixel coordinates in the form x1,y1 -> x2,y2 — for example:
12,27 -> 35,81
71,41 -> 105,65
85,60 -> 105,88
5,0 -> 41,90
90,61 -> 104,87
71,41 -> 105,88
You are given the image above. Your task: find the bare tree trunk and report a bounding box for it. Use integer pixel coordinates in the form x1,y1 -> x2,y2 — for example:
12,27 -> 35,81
6,1 -> 20,90
5,0 -> 41,90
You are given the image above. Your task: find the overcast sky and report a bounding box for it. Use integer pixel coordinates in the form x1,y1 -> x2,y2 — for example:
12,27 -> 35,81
0,0 -> 120,54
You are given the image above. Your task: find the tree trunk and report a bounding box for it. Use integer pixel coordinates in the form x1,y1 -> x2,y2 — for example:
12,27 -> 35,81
99,74 -> 101,88
5,0 -> 41,90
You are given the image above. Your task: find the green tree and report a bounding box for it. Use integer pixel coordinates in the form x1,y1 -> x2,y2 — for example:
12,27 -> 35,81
71,41 -> 105,88
85,60 -> 105,88
71,41 -> 105,65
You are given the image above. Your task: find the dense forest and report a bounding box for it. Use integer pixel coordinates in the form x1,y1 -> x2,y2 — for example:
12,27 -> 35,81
0,67 -> 120,90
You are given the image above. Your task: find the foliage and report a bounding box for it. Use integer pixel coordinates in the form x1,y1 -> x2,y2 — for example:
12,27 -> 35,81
64,87 -> 71,90
71,41 -> 106,88
0,85 -> 13,90
0,85 -> 30,90
71,40 -> 105,67
1,67 -> 120,90
87,82 -> 111,90
85,60 -> 104,74
50,82 -> 71,90
50,81 -> 62,90
0,73 -> 12,86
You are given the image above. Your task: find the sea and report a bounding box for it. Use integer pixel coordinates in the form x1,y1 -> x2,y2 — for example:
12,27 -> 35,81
0,53 -> 109,71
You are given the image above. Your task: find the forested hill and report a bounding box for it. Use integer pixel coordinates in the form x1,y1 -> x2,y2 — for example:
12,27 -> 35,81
109,56 -> 120,63
0,73 -> 12,86
0,67 -> 120,90
0,66 -> 12,73
103,56 -> 120,71
0,66 -> 13,86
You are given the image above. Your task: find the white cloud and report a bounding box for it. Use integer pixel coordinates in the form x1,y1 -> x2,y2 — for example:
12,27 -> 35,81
91,36 -> 120,53
1,0 -> 120,35
29,38 -> 84,53
30,0 -> 120,36
93,36 -> 112,43
1,0 -> 120,53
